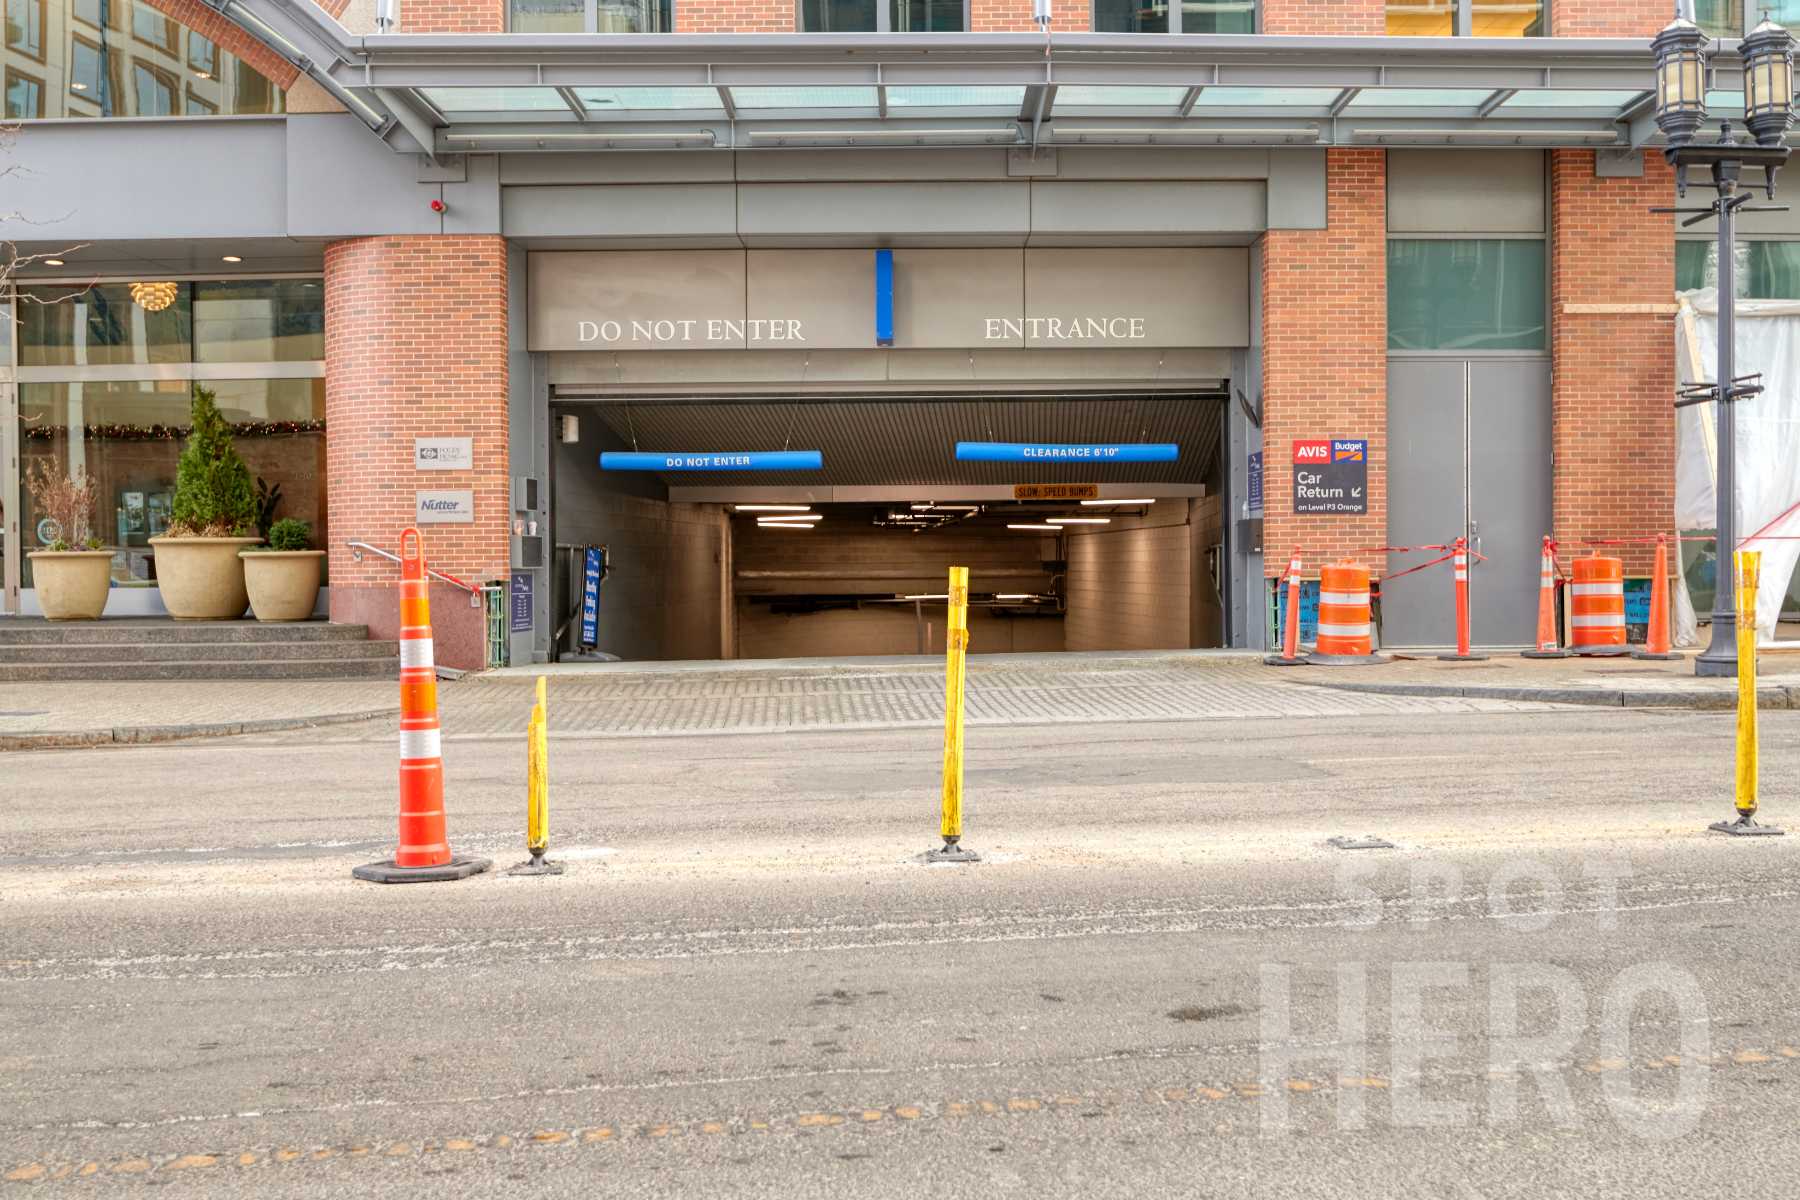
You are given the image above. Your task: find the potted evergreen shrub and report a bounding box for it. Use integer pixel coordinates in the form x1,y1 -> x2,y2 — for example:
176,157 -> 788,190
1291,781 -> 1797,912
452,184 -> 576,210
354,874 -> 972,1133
240,517 -> 325,622
24,459 -> 112,620
149,384 -> 263,619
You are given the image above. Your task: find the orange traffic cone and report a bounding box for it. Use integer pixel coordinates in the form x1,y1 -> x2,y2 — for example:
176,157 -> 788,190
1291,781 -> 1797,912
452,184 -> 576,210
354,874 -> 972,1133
1265,547 -> 1308,666
1634,533 -> 1682,660
1521,535 -> 1569,659
354,528 -> 492,884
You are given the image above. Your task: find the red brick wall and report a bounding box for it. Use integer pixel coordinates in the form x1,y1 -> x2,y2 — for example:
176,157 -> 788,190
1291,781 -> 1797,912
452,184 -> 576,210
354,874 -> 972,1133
1261,149 -> 1389,578
401,0 -> 506,32
1261,0 -> 1381,35
678,0 -> 794,32
1551,0 -> 1665,37
1549,151 -> 1677,575
324,236 -> 511,668
970,0 -> 1087,32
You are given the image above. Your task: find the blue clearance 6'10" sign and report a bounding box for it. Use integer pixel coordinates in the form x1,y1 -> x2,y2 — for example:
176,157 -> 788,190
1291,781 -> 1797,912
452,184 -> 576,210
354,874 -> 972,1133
954,442 -> 1179,464
600,450 -> 824,472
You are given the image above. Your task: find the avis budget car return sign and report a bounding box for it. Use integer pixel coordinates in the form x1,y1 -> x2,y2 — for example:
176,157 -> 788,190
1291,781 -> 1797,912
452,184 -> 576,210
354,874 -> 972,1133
1292,438 -> 1367,515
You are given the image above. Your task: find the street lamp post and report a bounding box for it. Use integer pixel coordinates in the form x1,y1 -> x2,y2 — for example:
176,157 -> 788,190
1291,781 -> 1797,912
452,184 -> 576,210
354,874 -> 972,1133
1653,9 -> 1796,678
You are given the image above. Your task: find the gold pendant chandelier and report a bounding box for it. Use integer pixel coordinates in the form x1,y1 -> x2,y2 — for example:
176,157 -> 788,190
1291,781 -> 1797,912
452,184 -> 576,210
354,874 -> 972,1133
128,281 -> 179,312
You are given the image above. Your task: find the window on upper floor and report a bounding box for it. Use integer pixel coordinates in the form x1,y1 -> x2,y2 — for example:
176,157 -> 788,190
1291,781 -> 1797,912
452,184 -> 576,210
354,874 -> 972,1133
1678,240 -> 1800,298
509,0 -> 670,31
1698,1 -> 1800,37
1387,0 -> 1544,36
795,0 -> 967,31
4,0 -> 284,118
1092,0 -> 1253,33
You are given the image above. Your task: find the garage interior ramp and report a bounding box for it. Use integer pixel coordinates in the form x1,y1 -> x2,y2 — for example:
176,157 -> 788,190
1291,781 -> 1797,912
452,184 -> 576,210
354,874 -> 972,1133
575,393 -> 1224,489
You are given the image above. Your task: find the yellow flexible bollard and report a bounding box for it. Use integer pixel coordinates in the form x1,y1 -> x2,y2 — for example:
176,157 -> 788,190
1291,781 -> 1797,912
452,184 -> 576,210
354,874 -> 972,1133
510,675 -> 567,873
1710,550 -> 1783,837
926,566 -> 980,863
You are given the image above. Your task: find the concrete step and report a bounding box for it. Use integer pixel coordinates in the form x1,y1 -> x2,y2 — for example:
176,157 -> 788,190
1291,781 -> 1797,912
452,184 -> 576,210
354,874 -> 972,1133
0,640 -> 399,664
0,620 -> 371,647
0,657 -> 400,682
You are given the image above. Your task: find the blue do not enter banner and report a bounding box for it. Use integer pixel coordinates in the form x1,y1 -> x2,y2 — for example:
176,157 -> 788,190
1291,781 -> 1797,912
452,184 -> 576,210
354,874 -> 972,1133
601,450 -> 824,472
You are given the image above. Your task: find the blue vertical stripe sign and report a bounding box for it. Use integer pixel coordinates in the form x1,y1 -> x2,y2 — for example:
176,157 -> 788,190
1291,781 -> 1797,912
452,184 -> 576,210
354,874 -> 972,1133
874,249 -> 895,347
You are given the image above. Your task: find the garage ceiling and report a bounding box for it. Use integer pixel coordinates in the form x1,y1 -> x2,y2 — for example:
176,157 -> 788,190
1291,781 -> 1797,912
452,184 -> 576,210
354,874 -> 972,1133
579,394 -> 1224,488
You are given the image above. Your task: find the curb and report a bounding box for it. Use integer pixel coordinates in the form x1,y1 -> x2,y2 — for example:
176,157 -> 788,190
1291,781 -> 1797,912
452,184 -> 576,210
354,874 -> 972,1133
1297,678 -> 1800,710
0,707 -> 397,752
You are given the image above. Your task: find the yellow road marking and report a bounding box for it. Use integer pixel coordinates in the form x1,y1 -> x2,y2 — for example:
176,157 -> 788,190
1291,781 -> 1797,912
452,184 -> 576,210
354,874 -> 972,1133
532,1130 -> 569,1144
581,1128 -> 614,1143
894,1106 -> 922,1120
4,1165 -> 44,1183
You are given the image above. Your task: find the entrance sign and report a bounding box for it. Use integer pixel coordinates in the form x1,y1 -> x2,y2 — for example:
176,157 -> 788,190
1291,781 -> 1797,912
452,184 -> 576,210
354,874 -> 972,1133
1247,451 -> 1264,515
581,548 -> 603,648
415,489 -> 475,524
1292,438 -> 1367,515
957,442 -> 1178,464
600,450 -> 824,472
1013,483 -> 1100,501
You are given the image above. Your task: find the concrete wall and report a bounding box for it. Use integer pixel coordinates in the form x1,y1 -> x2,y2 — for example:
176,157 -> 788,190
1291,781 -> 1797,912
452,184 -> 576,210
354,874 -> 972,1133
552,417 -> 727,661
1063,501 -> 1196,652
736,603 -> 1064,659
732,520 -> 1056,597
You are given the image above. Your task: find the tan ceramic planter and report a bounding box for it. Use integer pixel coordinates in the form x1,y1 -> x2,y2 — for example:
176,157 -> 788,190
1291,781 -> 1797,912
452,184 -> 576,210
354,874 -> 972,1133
240,549 -> 326,622
26,550 -> 113,620
149,536 -> 261,620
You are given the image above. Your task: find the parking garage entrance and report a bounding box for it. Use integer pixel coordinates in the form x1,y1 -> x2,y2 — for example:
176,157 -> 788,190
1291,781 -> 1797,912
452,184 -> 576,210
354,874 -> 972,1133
547,392 -> 1227,662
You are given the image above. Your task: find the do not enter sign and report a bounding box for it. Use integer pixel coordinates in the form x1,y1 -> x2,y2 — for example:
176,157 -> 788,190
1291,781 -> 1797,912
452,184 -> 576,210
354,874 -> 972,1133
1292,438 -> 1367,515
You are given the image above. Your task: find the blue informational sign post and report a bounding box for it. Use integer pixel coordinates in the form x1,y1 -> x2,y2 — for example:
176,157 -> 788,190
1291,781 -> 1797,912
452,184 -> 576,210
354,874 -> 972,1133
600,451 -> 824,472
954,442 -> 1179,464
580,548 -> 603,649
1247,451 -> 1264,515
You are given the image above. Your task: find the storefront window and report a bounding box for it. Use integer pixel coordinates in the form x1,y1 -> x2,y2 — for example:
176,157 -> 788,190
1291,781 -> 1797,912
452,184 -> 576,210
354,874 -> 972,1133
1676,240 -> 1800,298
1094,0 -> 1249,32
509,0 -> 670,31
892,0 -> 962,31
1387,239 -> 1547,351
1388,0 -> 1543,36
14,281 -> 327,592
801,0 -> 876,29
9,0 -> 284,119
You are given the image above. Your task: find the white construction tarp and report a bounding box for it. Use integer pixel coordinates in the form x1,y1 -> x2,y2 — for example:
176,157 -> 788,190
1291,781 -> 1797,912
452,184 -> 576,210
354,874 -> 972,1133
1674,288 -> 1800,644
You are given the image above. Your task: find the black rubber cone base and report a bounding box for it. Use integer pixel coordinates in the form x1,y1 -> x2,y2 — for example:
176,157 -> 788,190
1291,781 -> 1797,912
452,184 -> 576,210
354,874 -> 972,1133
353,856 -> 493,884
1708,816 -> 1786,837
1263,654 -> 1310,667
1305,653 -> 1390,667
1521,649 -> 1571,659
507,855 -> 566,877
1632,650 -> 1683,661
922,842 -> 981,864
1438,653 -> 1490,662
1574,646 -> 1631,658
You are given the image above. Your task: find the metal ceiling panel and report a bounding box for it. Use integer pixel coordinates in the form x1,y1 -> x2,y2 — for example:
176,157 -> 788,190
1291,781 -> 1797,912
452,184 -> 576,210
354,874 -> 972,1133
578,394 -> 1223,488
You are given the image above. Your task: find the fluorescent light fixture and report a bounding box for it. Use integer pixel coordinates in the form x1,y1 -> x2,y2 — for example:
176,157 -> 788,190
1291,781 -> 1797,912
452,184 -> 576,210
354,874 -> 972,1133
735,504 -> 812,512
194,71 -> 211,80
1080,498 -> 1155,506
70,82 -> 87,91
1047,517 -> 1111,525
757,520 -> 814,529
43,258 -> 64,267
1007,523 -> 1062,531
902,593 -> 948,600
759,514 -> 822,523
910,503 -> 981,512
995,593 -> 1035,600
221,255 -> 242,263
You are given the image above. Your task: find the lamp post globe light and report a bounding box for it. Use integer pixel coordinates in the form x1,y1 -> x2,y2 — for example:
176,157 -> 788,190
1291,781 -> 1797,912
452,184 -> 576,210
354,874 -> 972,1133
1653,6 -> 1796,678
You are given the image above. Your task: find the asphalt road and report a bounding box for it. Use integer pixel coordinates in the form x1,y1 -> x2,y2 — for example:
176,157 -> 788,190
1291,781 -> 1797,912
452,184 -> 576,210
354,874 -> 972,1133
3,703 -> 1799,1196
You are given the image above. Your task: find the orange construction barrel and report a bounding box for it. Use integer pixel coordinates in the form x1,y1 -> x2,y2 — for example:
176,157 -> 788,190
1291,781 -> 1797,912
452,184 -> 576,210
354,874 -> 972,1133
1309,560 -> 1384,665
1570,554 -> 1628,656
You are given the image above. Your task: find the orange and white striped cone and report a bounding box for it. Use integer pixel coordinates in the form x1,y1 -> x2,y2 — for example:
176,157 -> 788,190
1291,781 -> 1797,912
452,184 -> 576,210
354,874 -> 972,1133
1307,560 -> 1388,666
1633,534 -> 1682,661
1438,536 -> 1489,662
354,528 -> 492,884
1521,535 -> 1570,659
1264,547 -> 1309,666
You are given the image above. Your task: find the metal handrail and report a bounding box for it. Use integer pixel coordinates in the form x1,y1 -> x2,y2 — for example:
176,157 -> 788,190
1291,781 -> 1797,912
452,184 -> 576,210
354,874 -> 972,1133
346,539 -> 488,608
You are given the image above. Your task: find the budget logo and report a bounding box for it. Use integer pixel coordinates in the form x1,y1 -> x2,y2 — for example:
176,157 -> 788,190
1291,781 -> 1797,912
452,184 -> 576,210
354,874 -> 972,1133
1293,439 -> 1330,465
1332,439 -> 1367,463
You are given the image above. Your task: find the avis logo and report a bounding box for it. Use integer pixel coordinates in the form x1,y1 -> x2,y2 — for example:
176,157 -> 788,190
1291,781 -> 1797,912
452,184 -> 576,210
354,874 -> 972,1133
1293,439 -> 1331,464
1333,439 -> 1366,463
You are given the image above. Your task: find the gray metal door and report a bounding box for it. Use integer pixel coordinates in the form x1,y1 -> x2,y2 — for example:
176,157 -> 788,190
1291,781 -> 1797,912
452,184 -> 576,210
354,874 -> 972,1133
1384,358 -> 1551,648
